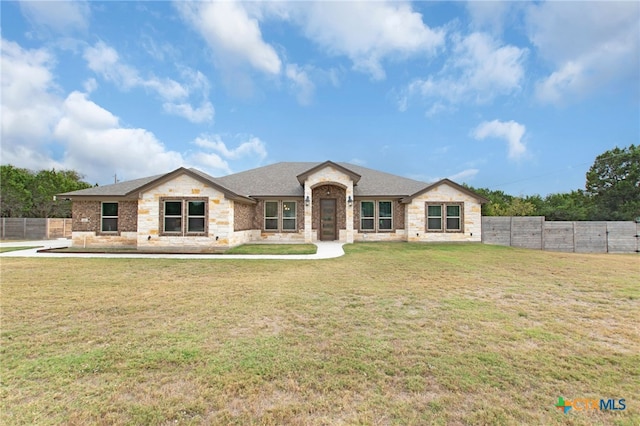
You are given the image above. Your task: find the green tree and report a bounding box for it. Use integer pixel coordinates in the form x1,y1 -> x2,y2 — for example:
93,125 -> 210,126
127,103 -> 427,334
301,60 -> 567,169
537,190 -> 594,221
585,145 -> 640,220
0,165 -> 92,218
0,165 -> 34,217
31,169 -> 92,218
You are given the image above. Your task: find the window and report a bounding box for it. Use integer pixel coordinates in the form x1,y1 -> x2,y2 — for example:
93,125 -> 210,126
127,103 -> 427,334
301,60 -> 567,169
101,202 -> 118,232
265,201 -> 278,230
446,205 -> 461,231
188,201 -> 205,232
161,198 -> 207,235
361,201 -> 375,230
360,200 -> 393,232
264,201 -> 298,231
427,205 -> 442,231
427,203 -> 463,232
378,201 -> 392,230
164,201 -> 182,232
282,201 -> 297,230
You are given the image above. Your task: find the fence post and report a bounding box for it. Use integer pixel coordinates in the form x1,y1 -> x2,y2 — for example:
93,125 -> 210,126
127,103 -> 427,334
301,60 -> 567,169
510,217 -> 514,246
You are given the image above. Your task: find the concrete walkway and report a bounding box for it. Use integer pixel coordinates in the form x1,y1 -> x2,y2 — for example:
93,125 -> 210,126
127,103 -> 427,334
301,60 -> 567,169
0,239 -> 346,260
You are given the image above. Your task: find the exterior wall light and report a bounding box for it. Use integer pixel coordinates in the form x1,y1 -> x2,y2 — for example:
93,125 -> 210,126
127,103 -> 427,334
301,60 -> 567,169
347,196 -> 353,206
305,195 -> 310,206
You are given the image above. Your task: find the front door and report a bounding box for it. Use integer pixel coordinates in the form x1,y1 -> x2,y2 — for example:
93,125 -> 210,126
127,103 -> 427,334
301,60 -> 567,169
320,199 -> 336,241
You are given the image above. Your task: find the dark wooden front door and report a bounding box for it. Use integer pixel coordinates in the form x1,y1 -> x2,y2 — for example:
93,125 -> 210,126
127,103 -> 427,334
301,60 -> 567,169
320,199 -> 336,241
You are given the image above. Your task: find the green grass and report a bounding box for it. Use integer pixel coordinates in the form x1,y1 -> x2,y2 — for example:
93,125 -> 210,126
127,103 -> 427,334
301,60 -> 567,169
0,246 -> 40,253
1,243 -> 638,425
225,243 -> 317,255
44,243 -> 317,255
43,246 -> 140,253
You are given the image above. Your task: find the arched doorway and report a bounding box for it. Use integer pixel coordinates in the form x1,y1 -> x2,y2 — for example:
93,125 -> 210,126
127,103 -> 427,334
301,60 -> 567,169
312,184 -> 346,241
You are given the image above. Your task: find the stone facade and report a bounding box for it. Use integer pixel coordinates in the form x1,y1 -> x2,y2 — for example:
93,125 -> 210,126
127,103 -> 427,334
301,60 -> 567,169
406,182 -> 482,242
136,174 -> 234,252
303,165 -> 355,243
69,166 -> 484,250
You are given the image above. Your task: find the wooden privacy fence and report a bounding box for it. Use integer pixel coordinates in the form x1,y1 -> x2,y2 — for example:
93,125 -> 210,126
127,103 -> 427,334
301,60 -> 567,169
482,216 -> 640,253
0,218 -> 72,240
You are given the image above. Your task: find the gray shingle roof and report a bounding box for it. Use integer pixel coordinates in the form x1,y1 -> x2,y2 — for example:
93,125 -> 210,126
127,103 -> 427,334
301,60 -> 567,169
57,174 -> 165,197
215,162 -> 430,197
59,162 -> 485,202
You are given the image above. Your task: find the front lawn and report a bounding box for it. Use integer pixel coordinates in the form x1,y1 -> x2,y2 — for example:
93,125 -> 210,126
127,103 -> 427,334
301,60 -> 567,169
0,246 -> 40,253
1,243 -> 638,425
225,243 -> 317,255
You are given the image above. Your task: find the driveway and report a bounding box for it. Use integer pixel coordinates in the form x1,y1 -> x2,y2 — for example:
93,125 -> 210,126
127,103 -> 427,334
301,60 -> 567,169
0,239 -> 346,260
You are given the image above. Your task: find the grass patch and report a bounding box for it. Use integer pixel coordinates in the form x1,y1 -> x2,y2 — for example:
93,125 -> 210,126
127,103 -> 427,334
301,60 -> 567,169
42,246 -> 139,253
1,243 -> 638,425
0,246 -> 40,253
225,243 -> 317,255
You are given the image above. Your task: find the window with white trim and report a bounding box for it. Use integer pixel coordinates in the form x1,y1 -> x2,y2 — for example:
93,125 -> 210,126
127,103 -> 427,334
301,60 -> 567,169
360,200 -> 393,232
264,201 -> 298,231
265,201 -> 278,230
282,201 -> 297,230
164,201 -> 182,232
426,203 -> 463,232
101,202 -> 118,232
361,201 -> 375,230
187,201 -> 206,232
162,198 -> 207,235
378,201 -> 392,230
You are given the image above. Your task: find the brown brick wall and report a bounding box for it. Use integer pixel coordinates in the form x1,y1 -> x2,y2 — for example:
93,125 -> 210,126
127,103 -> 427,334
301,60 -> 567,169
72,200 -> 137,233
395,202 -> 405,230
312,185 -> 346,230
352,199 -> 405,232
234,202 -> 254,231
255,199 -> 304,231
119,201 -> 138,232
72,201 -> 100,232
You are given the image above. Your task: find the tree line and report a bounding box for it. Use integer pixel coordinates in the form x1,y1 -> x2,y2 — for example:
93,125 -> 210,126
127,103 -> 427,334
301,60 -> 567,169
467,145 -> 639,221
0,145 -> 638,220
0,165 -> 92,218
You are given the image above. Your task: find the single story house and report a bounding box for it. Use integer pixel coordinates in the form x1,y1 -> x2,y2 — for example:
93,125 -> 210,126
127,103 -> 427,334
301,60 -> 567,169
58,161 -> 488,252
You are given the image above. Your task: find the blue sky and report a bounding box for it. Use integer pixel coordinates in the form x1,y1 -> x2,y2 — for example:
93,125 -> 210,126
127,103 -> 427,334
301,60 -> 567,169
1,1 -> 638,196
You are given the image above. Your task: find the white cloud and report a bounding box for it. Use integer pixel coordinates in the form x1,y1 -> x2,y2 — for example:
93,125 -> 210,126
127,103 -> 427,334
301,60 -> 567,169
83,41 -> 213,122
193,135 -> 267,161
291,1 -> 444,80
401,32 -> 526,111
189,134 -> 269,176
285,64 -> 315,105
53,91 -> 185,182
448,168 -> 479,182
188,152 -> 232,176
1,38 -> 62,168
163,102 -> 214,124
176,1 -> 281,75
19,0 -> 90,33
526,1 -> 639,104
472,119 -> 527,160
83,41 -> 188,101
466,2 -> 515,35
